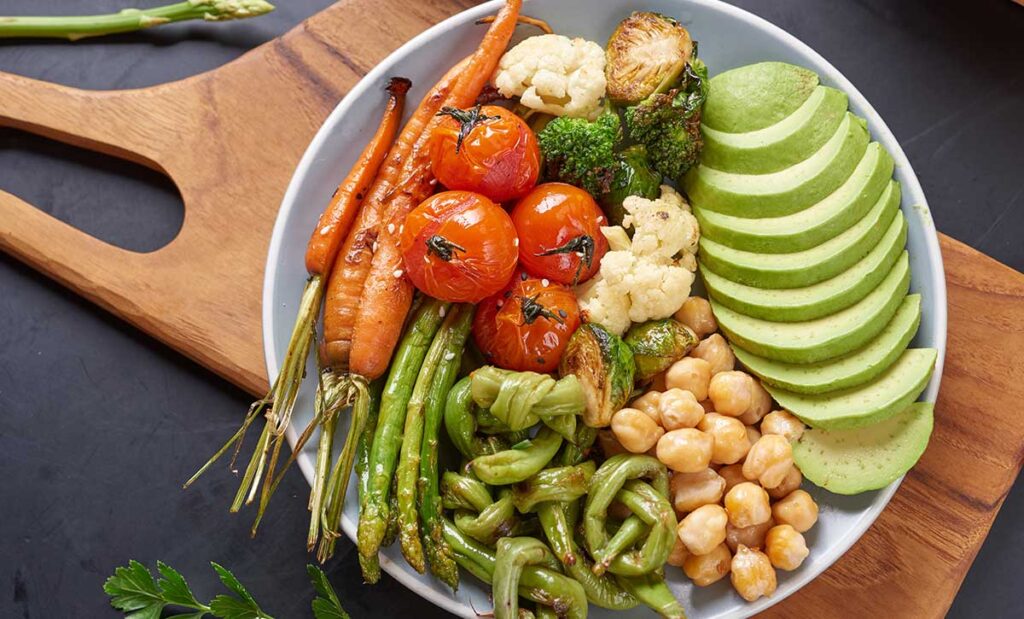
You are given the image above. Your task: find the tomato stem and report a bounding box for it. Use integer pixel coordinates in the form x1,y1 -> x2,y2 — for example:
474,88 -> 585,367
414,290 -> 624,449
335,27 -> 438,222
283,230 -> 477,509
425,234 -> 467,262
535,234 -> 595,284
436,105 -> 498,153
519,294 -> 565,325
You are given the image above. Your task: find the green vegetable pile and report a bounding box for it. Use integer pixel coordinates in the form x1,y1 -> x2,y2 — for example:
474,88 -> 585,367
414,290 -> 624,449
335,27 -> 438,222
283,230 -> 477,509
341,294 -> 698,618
535,11 -> 710,225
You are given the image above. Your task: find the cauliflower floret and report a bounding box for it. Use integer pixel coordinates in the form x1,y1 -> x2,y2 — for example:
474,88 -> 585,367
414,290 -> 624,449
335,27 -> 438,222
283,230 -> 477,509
577,186 -> 700,335
622,185 -> 699,260
493,34 -> 606,119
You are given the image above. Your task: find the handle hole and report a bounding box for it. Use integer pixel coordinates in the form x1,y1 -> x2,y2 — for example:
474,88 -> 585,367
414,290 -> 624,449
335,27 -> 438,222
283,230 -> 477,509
0,127 -> 182,253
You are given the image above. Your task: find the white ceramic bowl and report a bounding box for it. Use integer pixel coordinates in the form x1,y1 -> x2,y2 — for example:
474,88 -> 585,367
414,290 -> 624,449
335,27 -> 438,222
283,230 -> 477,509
263,1 -> 947,616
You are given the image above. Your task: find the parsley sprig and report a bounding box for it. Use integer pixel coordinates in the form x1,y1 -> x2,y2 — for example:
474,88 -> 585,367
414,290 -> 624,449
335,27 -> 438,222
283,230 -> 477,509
104,560 -> 349,619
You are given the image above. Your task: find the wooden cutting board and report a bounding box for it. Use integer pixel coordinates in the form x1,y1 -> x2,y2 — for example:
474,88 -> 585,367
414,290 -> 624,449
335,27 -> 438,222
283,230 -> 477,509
0,1 -> 1021,616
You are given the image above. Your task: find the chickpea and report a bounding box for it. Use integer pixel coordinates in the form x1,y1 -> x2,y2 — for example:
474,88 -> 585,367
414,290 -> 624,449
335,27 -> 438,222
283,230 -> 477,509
743,434 -> 794,489
766,466 -> 802,500
596,429 -> 628,458
745,425 -> 762,447
730,545 -> 777,602
657,428 -> 713,473
691,334 -> 735,375
760,410 -> 805,442
674,296 -> 717,338
611,408 -> 665,453
677,504 -> 728,556
772,489 -> 819,533
726,518 -> 774,553
667,535 -> 690,567
738,379 -> 772,425
665,357 -> 712,401
659,388 -> 705,430
631,391 -> 663,425
708,371 -> 754,417
701,414 -> 752,465
718,463 -> 747,494
724,482 -> 772,528
682,543 -> 732,586
765,525 -> 809,571
670,468 -> 726,514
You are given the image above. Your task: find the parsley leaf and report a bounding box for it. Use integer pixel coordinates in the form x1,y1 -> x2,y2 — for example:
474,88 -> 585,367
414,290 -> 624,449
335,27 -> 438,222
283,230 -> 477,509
307,565 -> 350,619
104,561 -> 274,619
103,560 -> 210,619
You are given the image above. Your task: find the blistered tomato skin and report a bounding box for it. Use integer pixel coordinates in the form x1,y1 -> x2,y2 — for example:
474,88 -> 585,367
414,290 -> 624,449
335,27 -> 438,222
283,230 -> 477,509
473,271 -> 581,372
429,105 -> 541,203
399,191 -> 518,303
511,183 -> 609,285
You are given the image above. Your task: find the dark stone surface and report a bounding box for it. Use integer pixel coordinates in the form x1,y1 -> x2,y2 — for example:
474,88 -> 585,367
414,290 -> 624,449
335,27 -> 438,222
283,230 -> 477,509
0,1 -> 1021,617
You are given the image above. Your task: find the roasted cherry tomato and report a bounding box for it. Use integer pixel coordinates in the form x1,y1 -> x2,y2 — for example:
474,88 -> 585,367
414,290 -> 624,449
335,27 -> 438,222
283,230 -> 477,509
400,190 -> 518,303
429,104 -> 541,202
511,183 -> 610,285
473,271 -> 581,372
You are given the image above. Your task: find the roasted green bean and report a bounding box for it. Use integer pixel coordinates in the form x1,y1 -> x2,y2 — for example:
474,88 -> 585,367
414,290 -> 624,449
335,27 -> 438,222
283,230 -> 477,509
470,366 -> 585,438
444,377 -> 514,459
617,572 -> 688,619
471,426 -> 563,485
512,462 -> 596,513
493,538 -> 564,619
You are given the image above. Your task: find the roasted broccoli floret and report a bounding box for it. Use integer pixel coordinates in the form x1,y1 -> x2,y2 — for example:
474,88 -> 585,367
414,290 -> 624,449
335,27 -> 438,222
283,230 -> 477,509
537,109 -> 621,196
625,58 -> 709,183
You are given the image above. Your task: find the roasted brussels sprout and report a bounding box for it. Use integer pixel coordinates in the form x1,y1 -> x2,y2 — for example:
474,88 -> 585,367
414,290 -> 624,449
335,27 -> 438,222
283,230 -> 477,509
605,11 -> 694,105
559,323 -> 636,428
599,144 -> 662,226
624,319 -> 699,381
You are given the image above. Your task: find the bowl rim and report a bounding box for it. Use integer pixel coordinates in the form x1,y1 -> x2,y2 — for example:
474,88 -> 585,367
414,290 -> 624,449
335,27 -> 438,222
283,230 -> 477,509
263,0 -> 948,616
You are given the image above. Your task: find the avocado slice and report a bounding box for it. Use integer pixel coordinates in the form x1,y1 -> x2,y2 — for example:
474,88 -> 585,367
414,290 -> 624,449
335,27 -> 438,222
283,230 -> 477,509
700,86 -> 849,174
698,181 -> 902,289
733,294 -> 921,393
695,142 -> 894,253
702,218 -> 907,322
711,253 -> 910,363
702,62 -> 819,133
793,402 -> 934,494
768,348 -> 937,430
683,112 -> 869,217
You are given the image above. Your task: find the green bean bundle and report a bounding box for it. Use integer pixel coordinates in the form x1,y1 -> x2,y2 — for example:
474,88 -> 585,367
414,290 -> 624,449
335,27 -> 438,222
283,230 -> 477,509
470,426 -> 563,485
442,472 -> 519,545
494,538 -> 586,619
444,377 -> 521,460
583,454 -> 677,577
470,366 -> 585,440
511,462 -> 595,513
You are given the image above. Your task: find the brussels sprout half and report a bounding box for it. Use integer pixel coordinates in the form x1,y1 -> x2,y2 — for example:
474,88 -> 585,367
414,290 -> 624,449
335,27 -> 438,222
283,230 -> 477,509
559,323 -> 636,428
605,11 -> 694,105
624,319 -> 699,381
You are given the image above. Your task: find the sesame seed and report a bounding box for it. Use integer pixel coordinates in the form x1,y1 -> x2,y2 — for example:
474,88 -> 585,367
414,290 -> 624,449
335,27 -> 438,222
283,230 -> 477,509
439,306 -> 447,318
496,300 -> 504,308
443,351 -> 456,361
513,238 -> 519,247
541,278 -> 550,287
387,223 -> 396,234
393,269 -> 404,278
372,242 -> 379,252
399,225 -> 405,234
424,255 -> 430,263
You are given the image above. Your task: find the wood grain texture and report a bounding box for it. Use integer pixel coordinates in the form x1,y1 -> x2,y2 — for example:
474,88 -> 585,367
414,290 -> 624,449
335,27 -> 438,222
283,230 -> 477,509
0,1 -> 1021,617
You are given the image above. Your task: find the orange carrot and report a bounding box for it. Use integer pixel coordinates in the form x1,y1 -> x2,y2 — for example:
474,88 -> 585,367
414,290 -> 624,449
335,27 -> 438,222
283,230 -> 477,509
348,0 -> 523,380
320,57 -> 471,370
305,77 -> 410,276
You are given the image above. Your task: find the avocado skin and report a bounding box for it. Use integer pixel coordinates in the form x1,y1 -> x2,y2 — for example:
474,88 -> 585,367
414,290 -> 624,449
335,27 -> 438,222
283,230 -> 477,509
701,216 -> 907,322
733,294 -> 922,393
793,402 -> 934,494
700,85 -> 849,174
702,62 -> 819,133
768,348 -> 937,430
711,253 -> 910,364
695,142 -> 894,254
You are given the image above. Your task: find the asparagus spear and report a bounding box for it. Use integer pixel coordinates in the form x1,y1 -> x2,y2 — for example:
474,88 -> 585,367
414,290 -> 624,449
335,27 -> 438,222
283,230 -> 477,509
0,1 -> 275,41
419,305 -> 475,589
